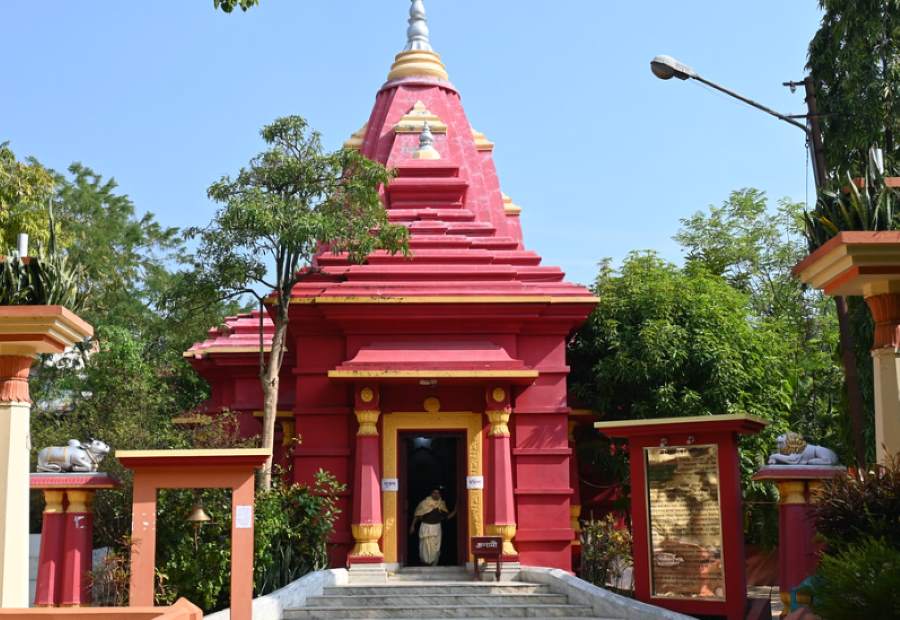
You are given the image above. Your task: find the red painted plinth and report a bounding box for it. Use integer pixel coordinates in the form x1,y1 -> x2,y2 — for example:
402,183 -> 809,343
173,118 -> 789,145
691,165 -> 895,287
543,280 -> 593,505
30,473 -> 119,607
753,465 -> 846,612
60,506 -> 92,607
596,415 -> 767,620
34,502 -> 64,606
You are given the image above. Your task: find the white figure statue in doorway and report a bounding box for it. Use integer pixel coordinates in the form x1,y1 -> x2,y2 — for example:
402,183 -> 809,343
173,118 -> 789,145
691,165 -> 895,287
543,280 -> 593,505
409,487 -> 457,566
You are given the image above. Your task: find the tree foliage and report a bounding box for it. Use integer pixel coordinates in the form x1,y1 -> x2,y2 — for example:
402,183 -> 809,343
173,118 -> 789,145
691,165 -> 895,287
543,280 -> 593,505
0,142 -> 56,248
213,0 -> 259,13
808,0 -> 900,174
187,115 -> 408,489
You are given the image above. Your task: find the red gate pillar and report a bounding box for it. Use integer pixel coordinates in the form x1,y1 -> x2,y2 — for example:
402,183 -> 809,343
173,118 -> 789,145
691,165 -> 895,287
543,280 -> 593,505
59,490 -> 94,607
349,385 -> 384,565
753,465 -> 846,615
485,386 -> 517,559
33,490 -> 65,606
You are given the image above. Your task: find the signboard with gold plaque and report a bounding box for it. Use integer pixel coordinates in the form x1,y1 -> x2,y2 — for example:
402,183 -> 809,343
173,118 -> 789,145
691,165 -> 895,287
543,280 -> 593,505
645,445 -> 725,600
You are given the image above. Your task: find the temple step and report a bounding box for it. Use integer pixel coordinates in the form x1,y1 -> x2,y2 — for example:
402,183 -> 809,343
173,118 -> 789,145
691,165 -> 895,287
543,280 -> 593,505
284,604 -> 596,618
286,575 -> 600,619
323,583 -> 550,596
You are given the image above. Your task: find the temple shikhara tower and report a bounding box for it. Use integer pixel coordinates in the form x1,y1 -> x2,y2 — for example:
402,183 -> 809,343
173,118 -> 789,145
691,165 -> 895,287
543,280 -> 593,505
186,0 -> 596,572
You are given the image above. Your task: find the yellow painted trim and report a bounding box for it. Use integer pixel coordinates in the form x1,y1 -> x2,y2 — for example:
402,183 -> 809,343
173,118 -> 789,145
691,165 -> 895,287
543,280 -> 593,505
472,128 -> 494,152
329,369 -> 538,379
502,193 -> 522,216
382,412 -> 483,564
183,345 -> 272,359
291,295 -> 598,305
343,122 -> 368,150
171,416 -> 213,425
251,410 -> 293,419
394,101 -> 448,134
594,412 -> 769,430
115,448 -> 271,459
387,50 -> 449,81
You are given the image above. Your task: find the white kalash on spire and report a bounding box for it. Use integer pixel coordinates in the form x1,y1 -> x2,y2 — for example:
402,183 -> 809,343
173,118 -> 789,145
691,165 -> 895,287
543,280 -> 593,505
405,0 -> 432,52
387,0 -> 449,81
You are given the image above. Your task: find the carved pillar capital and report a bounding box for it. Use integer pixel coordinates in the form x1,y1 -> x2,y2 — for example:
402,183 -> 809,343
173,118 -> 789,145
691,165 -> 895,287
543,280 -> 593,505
865,292 -> 900,349
355,410 -> 381,436
0,355 -> 33,403
42,490 -> 65,514
486,410 -> 511,437
776,480 -> 807,505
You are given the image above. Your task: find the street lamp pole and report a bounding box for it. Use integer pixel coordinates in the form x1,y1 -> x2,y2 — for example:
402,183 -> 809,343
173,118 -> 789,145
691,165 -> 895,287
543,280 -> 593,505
650,55 -> 826,189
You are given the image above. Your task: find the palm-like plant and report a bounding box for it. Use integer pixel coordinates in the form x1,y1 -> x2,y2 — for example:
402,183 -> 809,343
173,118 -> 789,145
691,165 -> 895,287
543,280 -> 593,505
0,201 -> 85,310
803,165 -> 900,467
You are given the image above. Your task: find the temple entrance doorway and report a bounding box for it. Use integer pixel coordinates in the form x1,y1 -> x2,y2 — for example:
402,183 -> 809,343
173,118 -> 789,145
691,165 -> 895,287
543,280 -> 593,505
399,431 -> 467,567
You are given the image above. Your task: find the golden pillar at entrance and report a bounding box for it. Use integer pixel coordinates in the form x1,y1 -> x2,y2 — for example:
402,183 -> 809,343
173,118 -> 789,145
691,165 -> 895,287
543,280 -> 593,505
350,385 -> 384,561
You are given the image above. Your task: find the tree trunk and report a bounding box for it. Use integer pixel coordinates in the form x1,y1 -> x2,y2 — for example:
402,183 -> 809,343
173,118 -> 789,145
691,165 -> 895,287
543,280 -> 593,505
834,296 -> 868,467
258,309 -> 289,491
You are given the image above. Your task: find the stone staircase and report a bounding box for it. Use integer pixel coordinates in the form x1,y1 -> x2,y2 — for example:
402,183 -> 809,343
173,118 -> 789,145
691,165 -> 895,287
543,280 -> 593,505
284,567 -> 600,619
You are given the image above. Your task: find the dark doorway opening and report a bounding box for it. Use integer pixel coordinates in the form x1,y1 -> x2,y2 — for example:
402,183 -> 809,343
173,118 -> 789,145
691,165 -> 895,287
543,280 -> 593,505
400,431 -> 466,567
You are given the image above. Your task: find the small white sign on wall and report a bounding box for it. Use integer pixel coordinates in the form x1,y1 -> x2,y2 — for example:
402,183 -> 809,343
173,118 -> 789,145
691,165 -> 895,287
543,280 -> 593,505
381,478 -> 399,492
235,505 -> 253,529
466,476 -> 484,490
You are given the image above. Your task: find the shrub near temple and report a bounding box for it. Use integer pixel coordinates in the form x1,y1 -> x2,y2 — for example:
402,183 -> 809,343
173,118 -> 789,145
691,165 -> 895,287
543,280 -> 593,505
810,459 -> 900,619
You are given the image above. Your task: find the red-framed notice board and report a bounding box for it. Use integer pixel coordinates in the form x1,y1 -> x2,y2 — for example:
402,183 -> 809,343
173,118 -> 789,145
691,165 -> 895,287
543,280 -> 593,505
595,414 -> 767,620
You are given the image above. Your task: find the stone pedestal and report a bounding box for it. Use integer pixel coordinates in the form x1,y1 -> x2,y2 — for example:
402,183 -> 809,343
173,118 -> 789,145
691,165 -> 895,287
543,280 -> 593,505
753,465 -> 846,617
0,306 -> 93,607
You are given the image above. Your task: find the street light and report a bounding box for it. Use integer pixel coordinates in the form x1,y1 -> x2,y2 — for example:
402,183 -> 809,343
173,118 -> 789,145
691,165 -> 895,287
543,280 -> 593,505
650,54 -> 825,189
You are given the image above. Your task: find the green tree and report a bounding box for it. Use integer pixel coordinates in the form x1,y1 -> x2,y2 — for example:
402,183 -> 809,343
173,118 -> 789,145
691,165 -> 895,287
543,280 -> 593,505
808,0 -> 900,174
188,115 -> 408,490
213,0 -> 259,12
0,142 -> 56,248
676,189 -> 848,459
569,251 -> 792,429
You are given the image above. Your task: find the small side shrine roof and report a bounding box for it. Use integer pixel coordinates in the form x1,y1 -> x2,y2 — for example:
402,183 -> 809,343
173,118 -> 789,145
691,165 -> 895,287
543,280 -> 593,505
328,340 -> 537,382
184,311 -> 273,359
595,413 -> 768,438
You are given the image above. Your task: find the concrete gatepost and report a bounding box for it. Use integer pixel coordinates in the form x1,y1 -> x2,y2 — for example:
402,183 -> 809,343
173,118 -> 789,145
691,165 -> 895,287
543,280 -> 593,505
753,465 -> 845,617
794,231 -> 900,464
0,307 -> 93,607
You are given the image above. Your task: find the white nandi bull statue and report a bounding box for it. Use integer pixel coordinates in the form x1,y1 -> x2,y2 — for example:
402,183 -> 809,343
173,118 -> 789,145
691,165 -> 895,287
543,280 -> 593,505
767,432 -> 839,466
37,438 -> 110,473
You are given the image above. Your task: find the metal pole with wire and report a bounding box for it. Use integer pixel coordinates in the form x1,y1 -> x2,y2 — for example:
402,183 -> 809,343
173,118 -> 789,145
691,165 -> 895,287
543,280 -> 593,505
650,55 -> 826,190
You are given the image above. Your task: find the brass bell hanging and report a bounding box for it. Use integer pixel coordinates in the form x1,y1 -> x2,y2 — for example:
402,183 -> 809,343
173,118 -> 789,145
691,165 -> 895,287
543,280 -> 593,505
187,499 -> 211,548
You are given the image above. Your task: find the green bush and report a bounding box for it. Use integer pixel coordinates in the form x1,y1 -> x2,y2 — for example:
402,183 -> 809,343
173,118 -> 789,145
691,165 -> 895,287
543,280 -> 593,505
811,537 -> 900,620
153,469 -> 344,612
812,459 -> 900,551
580,514 -> 632,592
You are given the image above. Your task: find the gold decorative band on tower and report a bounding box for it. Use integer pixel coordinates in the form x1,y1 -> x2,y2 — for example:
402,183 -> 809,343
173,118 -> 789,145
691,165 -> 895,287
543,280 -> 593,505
486,523 -> 517,556
354,410 -> 381,436
387,50 -> 449,81
350,523 -> 384,557
486,410 -> 511,437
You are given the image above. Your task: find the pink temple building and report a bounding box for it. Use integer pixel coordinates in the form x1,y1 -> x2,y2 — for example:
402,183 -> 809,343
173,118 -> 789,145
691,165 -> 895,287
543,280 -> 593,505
186,1 -> 596,572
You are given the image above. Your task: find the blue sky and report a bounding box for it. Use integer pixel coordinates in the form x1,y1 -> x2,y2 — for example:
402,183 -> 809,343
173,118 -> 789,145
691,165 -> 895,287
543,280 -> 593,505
3,1 -> 822,286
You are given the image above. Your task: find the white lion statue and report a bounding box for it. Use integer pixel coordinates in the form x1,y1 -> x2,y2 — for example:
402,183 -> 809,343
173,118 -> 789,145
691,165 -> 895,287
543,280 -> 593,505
37,438 -> 110,473
767,432 -> 839,466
